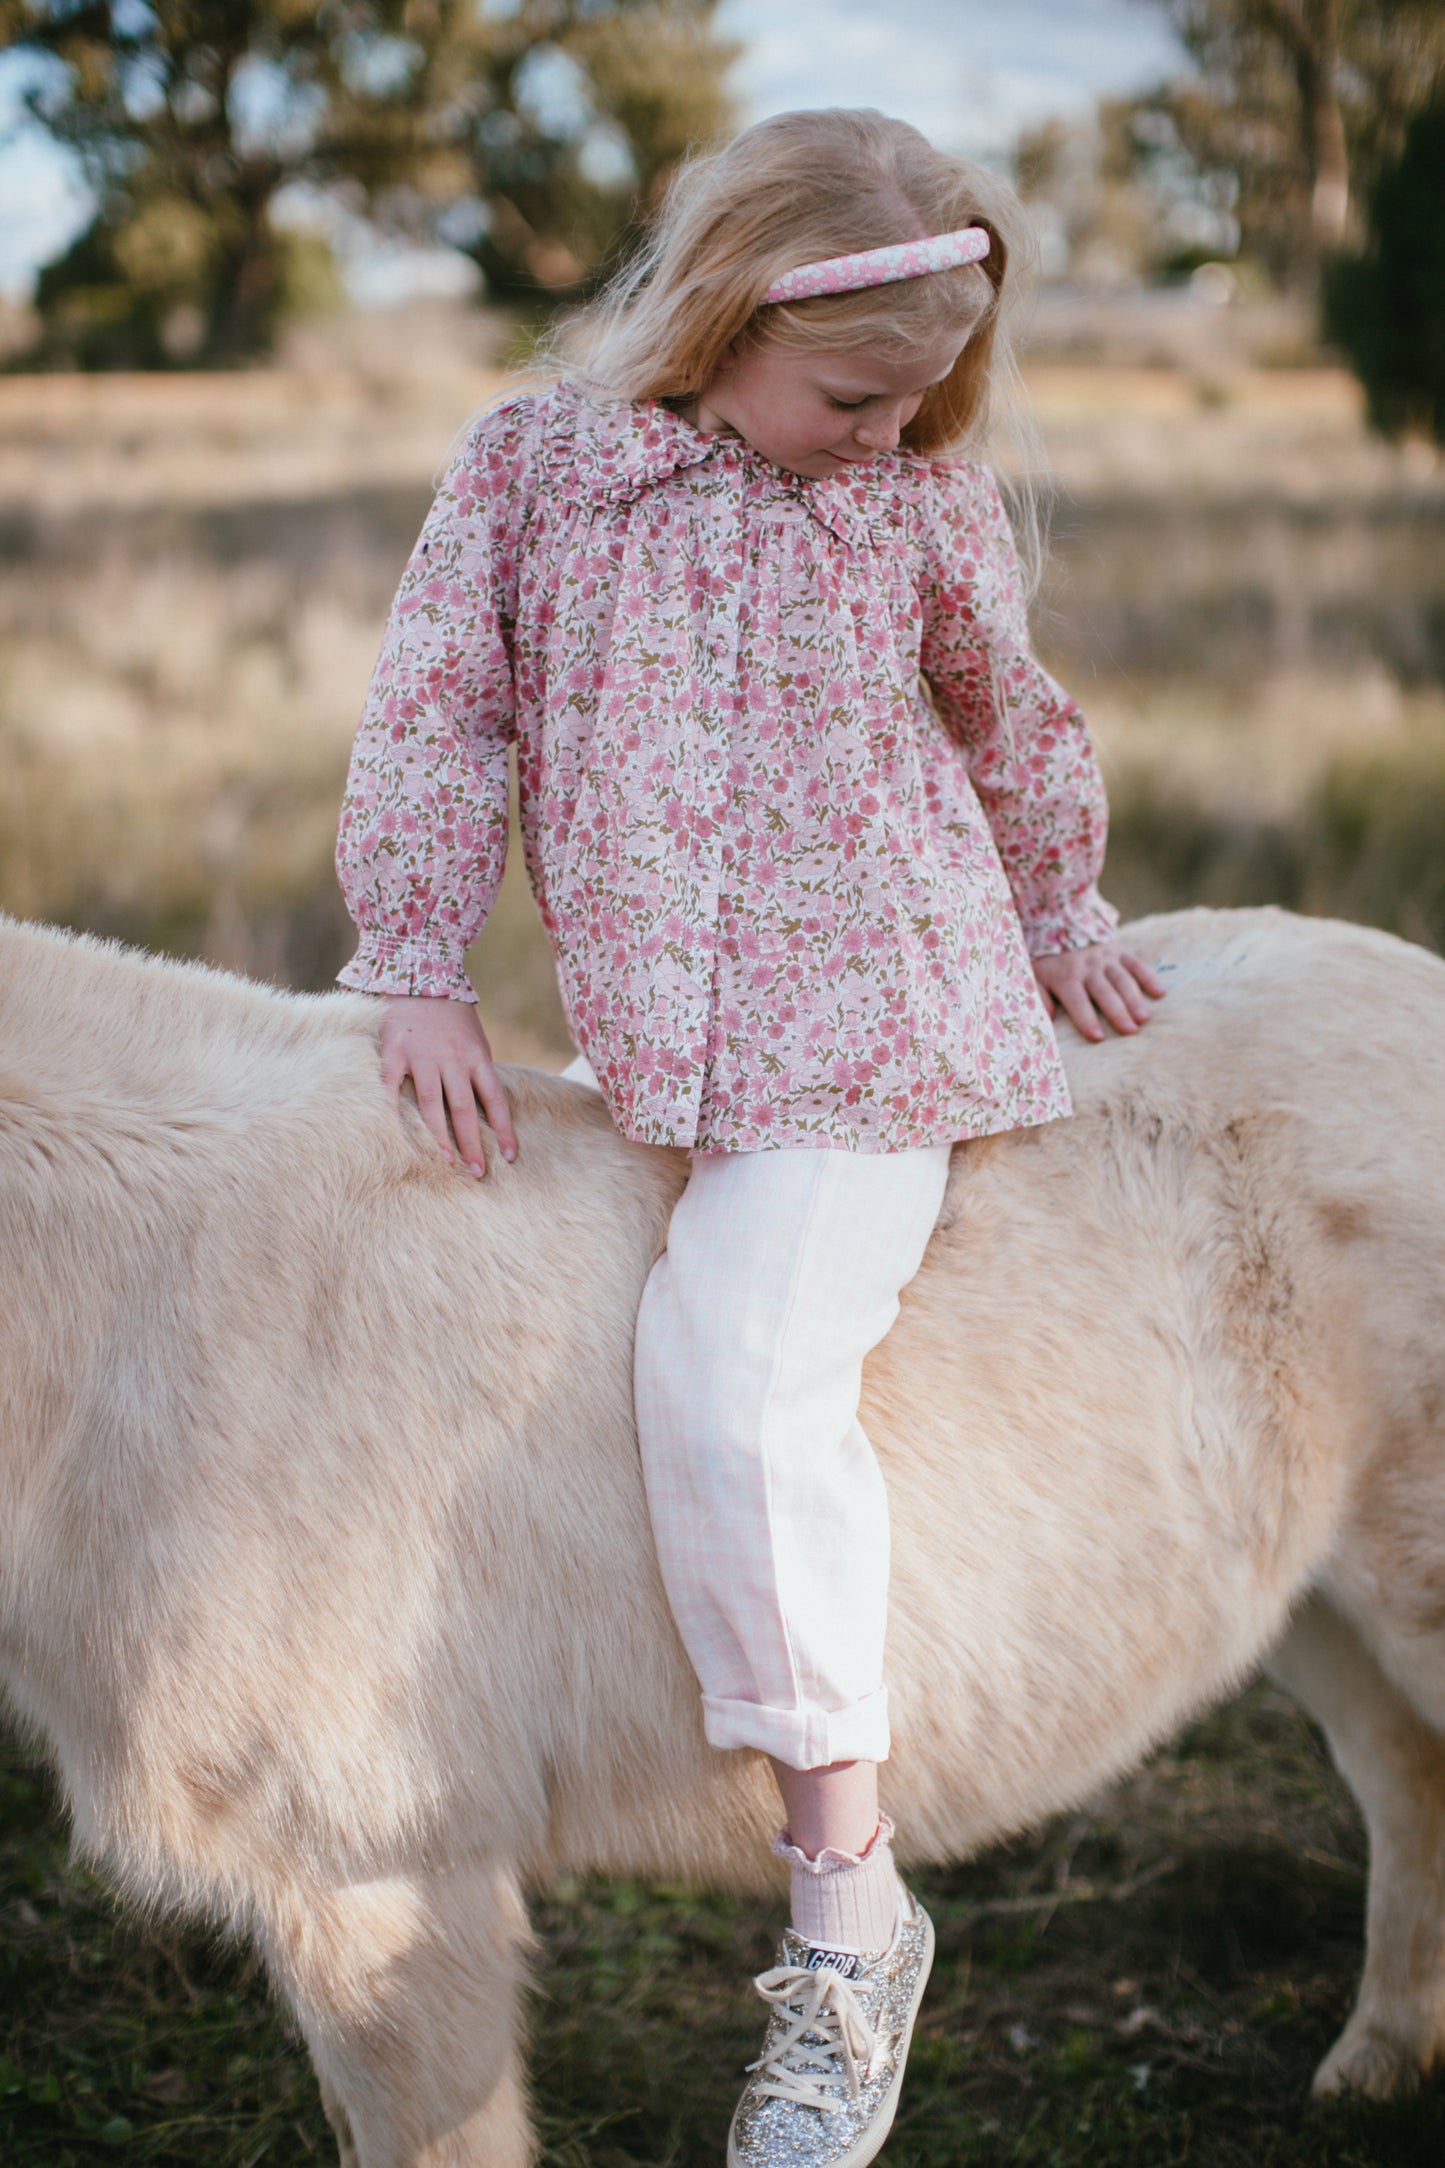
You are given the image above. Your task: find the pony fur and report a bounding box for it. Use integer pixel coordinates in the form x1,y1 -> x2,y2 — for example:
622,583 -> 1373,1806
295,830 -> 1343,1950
1,904 -> 1443,2163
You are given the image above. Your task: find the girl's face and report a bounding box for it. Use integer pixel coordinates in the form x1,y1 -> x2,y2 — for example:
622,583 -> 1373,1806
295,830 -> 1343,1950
691,331 -> 968,479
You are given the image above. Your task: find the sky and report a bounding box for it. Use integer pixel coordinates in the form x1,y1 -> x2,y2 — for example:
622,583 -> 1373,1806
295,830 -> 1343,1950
723,0 -> 1183,163
0,0 -> 1185,302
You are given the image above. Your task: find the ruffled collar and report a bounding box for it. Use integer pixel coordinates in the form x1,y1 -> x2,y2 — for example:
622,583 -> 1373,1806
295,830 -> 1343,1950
553,380 -> 922,550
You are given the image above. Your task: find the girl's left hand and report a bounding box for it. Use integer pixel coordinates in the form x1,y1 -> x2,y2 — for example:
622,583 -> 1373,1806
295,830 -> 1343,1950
1033,939 -> 1167,1042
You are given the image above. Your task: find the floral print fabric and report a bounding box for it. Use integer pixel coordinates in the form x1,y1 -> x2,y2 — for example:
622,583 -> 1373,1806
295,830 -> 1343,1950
761,226 -> 991,302
335,380 -> 1118,1153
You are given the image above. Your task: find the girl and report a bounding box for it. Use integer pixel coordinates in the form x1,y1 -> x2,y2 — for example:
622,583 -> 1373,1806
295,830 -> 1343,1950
336,107 -> 1163,2168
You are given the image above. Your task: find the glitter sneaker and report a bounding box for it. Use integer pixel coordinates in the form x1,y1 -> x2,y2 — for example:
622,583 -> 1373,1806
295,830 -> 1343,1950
726,1886 -> 935,2168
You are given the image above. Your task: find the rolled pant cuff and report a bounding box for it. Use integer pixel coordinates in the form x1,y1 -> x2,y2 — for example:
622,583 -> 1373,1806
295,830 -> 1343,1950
701,1689 -> 891,1768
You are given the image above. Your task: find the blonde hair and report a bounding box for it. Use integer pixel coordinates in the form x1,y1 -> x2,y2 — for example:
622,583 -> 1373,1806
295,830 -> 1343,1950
556,107 -> 1039,466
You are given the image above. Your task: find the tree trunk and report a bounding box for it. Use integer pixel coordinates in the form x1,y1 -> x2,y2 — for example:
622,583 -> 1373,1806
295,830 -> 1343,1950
205,186 -> 283,364
1281,0 -> 1352,252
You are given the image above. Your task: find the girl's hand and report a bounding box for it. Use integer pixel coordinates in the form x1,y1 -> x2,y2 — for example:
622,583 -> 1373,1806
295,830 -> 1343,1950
375,993 -> 517,1177
1032,940 -> 1167,1043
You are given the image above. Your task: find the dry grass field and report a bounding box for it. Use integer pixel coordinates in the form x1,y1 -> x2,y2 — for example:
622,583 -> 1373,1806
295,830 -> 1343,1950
2,350 -> 1441,1066
2,336 -> 1444,2164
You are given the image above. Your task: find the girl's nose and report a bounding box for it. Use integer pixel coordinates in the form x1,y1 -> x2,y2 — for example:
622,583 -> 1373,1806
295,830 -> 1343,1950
854,404 -> 907,451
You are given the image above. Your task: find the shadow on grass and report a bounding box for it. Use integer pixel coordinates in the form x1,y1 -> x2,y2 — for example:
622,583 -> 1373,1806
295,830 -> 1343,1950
3,1687 -> 1443,2164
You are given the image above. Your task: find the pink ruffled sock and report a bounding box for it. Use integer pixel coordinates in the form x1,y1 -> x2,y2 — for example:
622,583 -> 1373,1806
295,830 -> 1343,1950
772,1812 -> 902,1958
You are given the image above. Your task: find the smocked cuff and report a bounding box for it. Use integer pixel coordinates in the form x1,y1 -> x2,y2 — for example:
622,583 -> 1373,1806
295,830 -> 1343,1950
336,930 -> 477,1001
1023,887 -> 1121,961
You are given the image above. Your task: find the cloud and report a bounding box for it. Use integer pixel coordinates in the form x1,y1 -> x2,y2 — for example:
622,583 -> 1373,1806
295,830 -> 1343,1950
719,0 -> 1184,162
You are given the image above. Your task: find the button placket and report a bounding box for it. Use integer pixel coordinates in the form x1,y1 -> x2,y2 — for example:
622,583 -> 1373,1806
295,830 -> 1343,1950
691,527 -> 745,1070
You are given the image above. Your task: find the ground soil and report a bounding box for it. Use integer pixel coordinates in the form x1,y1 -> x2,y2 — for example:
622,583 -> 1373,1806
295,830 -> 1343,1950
3,1684 -> 1443,2165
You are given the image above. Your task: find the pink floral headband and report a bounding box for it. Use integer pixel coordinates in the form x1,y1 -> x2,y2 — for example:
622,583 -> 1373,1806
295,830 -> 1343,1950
762,226 -> 991,305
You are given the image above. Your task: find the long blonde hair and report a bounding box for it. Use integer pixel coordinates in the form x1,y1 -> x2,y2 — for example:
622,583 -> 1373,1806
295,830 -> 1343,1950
555,107 -> 1039,468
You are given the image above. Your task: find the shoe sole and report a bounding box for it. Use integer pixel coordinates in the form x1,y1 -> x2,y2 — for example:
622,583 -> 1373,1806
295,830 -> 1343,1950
725,1906 -> 936,2168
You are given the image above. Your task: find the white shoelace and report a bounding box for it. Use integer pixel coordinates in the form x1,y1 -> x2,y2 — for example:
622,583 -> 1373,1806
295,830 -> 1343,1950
748,1964 -> 887,2112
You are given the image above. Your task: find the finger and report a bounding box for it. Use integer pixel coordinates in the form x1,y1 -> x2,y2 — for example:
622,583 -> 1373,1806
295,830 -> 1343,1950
378,1046 -> 409,1099
1088,971 -> 1140,1036
1106,959 -> 1153,1025
473,1059 -> 518,1164
411,1069 -> 456,1163
1058,980 -> 1105,1042
1119,949 -> 1169,1000
441,1064 -> 488,1176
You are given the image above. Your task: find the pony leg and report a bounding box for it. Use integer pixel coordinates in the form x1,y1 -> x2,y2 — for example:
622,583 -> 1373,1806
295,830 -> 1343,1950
258,1857 -> 535,2166
1269,1592 -> 1445,2097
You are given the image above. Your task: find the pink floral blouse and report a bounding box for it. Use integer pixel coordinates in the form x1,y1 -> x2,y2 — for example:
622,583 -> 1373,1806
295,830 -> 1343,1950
336,380 -> 1118,1154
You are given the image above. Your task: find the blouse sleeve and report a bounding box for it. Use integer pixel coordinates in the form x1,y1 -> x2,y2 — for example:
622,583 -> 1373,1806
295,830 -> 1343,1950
917,460 -> 1119,958
334,397 -> 534,1000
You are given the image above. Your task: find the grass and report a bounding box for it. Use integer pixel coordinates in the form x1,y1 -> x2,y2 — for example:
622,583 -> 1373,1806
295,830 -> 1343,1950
3,467 -> 1443,1033
2,358 -> 1442,1030
3,359 -> 1444,2163
4,1687 -> 1443,2165
1089,676 -> 1445,955
4,616 -> 1442,1054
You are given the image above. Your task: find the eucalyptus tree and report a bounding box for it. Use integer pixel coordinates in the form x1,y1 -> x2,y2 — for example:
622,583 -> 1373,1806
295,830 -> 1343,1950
1133,0 -> 1445,289
1325,98 -> 1445,444
2,0 -> 736,367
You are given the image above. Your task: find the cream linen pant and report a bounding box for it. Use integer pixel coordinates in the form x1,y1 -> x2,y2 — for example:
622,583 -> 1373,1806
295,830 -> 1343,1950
563,1054 -> 950,1765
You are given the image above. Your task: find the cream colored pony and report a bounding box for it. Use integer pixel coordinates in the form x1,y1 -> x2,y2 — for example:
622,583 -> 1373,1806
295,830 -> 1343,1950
1,904 -> 1442,2166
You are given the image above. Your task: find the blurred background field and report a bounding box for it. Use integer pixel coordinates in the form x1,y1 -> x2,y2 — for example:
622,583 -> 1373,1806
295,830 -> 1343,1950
2,324 -> 1442,1067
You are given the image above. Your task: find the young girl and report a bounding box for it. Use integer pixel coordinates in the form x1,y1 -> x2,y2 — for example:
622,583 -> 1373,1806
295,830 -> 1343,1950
336,106 -> 1163,2168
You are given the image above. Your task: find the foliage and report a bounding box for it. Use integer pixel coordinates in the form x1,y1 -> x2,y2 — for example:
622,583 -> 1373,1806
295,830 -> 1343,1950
4,0 -> 459,365
3,1 -> 737,368
1014,97 -> 1237,286
1323,101 -> 1445,445
437,0 -> 739,303
1127,1 -> 1445,291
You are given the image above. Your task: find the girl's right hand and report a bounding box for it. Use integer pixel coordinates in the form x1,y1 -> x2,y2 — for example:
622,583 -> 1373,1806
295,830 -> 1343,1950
375,993 -> 517,1178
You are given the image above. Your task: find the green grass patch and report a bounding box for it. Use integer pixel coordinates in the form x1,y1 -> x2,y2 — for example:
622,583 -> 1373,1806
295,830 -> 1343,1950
4,1687 -> 1443,2164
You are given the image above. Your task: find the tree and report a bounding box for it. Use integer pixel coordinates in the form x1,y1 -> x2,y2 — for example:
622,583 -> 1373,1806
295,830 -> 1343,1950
1325,99 -> 1445,444
3,0 -> 737,368
418,0 -> 739,302
1132,1 -> 1445,289
3,1 -> 462,366
1014,98 -> 1238,286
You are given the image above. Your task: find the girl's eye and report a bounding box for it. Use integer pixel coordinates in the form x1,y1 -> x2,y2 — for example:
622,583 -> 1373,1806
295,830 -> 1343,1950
826,394 -> 870,411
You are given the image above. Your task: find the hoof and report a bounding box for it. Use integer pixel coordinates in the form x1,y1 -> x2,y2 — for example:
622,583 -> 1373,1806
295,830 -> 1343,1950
1313,2021 -> 1426,2101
